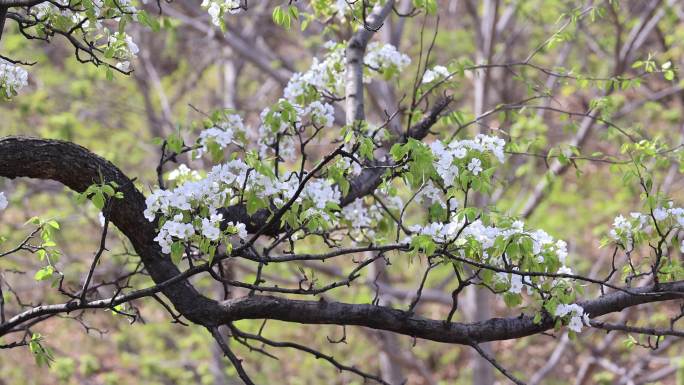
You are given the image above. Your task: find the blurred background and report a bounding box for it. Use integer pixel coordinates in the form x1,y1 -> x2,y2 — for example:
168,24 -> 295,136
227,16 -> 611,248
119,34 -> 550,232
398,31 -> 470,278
1,1 -> 684,384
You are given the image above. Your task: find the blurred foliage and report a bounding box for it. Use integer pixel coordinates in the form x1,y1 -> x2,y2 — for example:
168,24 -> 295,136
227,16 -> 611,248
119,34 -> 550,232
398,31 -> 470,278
2,0 -> 684,384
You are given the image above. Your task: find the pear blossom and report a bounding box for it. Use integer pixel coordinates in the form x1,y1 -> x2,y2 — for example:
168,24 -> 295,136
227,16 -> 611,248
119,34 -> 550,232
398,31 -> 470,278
609,212 -> 648,249
202,0 -> 242,26
168,164 -> 201,182
283,41 -> 410,102
467,158 -> 483,175
342,198 -> 374,229
0,59 -> 29,98
422,65 -> 450,83
509,274 -> 523,293
154,214 -> 195,253
226,221 -> 248,240
429,135 -> 505,185
201,213 -> 223,241
303,101 -> 335,128
653,207 -> 668,221
494,273 -> 523,294
554,303 -> 590,333
415,181 -> 448,209
301,179 -> 341,210
195,114 -> 244,159
115,61 -> 131,72
365,42 -> 411,73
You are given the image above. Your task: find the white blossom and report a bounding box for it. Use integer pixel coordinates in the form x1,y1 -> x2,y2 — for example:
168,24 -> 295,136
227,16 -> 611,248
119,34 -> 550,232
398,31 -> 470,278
0,192 -> 7,210
415,181 -> 448,209
202,0 -> 242,26
554,303 -> 589,333
653,207 -> 668,221
509,274 -> 523,293
467,158 -> 483,175
284,41 -> 410,102
168,164 -> 201,182
342,198 -> 374,229
226,221 -> 248,240
422,65 -> 450,83
494,272 -> 523,294
201,213 -> 223,241
195,114 -> 244,159
429,135 -> 505,185
365,42 -> 411,73
154,214 -> 195,253
0,59 -> 28,98
108,32 -> 139,64
303,101 -> 335,128
301,179 -> 341,210
115,61 -> 131,72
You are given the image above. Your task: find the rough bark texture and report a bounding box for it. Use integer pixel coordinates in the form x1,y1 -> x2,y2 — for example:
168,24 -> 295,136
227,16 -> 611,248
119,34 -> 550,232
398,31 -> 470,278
0,136 -> 222,325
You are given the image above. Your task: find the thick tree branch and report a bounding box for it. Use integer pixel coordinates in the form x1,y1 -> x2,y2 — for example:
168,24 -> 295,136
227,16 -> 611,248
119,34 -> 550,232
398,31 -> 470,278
2,136 -> 682,353
215,281 -> 684,345
0,136 -> 222,325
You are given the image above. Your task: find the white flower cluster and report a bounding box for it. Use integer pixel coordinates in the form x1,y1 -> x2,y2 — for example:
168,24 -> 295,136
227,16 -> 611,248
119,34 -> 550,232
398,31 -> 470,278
202,0 -> 242,26
109,32 -> 140,72
302,179 -> 341,209
145,161 -> 254,252
364,42 -> 411,73
652,203 -> 684,225
168,164 -> 201,182
430,134 -> 506,185
410,218 -> 569,276
495,272 -> 524,294
31,0 -> 136,23
284,42 -> 346,102
303,101 -> 335,128
155,214 -> 196,253
609,212 -> 648,250
0,60 -> 28,98
0,192 -> 7,211
415,181 -> 454,209
195,114 -> 245,159
341,198 -> 386,242
201,213 -> 224,241
257,101 -> 301,162
554,303 -> 590,333
284,40 -> 411,103
422,65 -> 451,84
331,0 -> 350,18
611,202 -> 684,252
145,155 -> 348,252
256,97 -> 336,163
26,0 -> 140,72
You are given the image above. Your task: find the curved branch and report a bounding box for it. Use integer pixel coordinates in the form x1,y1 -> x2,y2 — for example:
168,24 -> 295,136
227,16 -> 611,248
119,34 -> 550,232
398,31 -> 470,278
2,136 -> 682,350
0,136 -> 221,324
217,280 -> 684,344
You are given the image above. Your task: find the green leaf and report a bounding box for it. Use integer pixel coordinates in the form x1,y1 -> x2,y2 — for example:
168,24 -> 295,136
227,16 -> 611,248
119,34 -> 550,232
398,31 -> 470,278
664,70 -> 675,81
91,191 -> 105,210
171,242 -> 184,265
34,266 -> 55,281
167,133 -> 184,154
410,235 -> 437,256
503,292 -> 522,307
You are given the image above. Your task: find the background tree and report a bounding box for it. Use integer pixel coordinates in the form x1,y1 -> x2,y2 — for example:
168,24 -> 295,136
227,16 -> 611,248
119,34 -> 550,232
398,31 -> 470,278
1,1 -> 684,384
